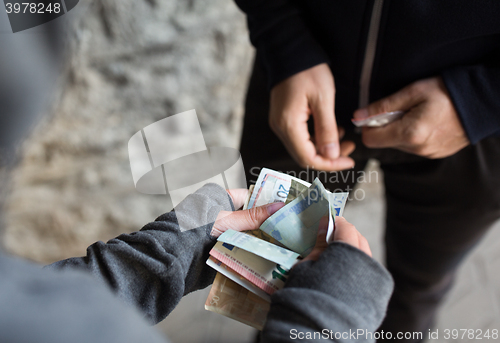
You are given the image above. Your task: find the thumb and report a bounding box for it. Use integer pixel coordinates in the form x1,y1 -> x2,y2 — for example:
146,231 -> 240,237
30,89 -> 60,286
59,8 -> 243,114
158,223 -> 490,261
310,88 -> 339,160
211,202 -> 285,237
353,83 -> 424,120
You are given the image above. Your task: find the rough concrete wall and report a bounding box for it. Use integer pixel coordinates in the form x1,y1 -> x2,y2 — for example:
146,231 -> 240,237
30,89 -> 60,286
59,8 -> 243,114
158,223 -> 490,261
2,0 -> 253,263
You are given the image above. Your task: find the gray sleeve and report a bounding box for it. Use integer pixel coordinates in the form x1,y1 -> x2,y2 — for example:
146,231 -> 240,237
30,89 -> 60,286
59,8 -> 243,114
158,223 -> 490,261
47,183 -> 233,324
0,252 -> 168,343
261,242 -> 394,342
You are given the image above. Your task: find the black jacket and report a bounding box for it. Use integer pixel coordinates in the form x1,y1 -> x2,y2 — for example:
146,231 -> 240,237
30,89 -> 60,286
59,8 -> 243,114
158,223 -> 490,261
235,0 -> 500,144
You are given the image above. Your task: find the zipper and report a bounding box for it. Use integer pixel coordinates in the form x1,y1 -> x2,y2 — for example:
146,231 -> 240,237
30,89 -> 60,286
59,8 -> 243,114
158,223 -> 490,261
359,0 -> 384,108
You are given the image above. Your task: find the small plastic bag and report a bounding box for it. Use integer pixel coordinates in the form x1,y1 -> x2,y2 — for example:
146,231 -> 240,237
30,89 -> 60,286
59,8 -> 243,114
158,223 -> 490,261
352,110 -> 405,127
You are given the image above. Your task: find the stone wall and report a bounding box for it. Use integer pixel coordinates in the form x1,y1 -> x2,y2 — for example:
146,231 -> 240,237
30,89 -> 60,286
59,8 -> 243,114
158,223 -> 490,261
2,0 -> 253,263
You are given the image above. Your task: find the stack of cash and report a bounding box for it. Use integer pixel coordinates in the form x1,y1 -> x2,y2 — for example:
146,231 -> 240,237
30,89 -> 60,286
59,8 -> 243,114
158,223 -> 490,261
204,168 -> 349,330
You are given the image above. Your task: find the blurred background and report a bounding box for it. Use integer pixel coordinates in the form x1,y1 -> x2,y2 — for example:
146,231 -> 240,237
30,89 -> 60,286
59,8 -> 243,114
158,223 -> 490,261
1,1 -> 499,342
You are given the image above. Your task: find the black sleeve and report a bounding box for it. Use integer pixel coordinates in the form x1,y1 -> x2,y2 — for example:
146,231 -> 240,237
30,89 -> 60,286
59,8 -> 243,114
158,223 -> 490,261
442,60 -> 500,144
261,242 -> 394,342
46,183 -> 233,324
234,0 -> 329,89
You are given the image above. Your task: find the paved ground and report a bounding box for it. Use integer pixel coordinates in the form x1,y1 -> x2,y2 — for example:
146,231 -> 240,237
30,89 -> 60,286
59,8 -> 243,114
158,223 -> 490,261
157,161 -> 500,342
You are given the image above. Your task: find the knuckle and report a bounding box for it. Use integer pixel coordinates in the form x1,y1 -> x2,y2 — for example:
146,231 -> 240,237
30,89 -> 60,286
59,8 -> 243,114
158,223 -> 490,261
268,116 -> 281,134
413,145 -> 432,157
297,158 -> 311,169
360,235 -> 369,245
295,152 -> 314,168
408,81 -> 427,98
375,99 -> 392,114
336,218 -> 353,230
246,207 -> 261,227
270,112 -> 295,136
345,223 -> 357,233
403,124 -> 427,146
407,133 -> 424,146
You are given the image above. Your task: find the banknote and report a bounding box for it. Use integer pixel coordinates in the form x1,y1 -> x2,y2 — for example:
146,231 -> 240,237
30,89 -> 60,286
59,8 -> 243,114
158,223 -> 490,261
285,179 -> 309,205
245,229 -> 286,248
260,178 -> 333,256
329,192 -> 349,217
248,168 -> 310,209
218,229 -> 300,269
286,179 -> 349,217
242,184 -> 254,210
250,168 -> 348,216
206,256 -> 271,301
249,174 -> 290,209
210,241 -> 289,295
205,272 -> 270,330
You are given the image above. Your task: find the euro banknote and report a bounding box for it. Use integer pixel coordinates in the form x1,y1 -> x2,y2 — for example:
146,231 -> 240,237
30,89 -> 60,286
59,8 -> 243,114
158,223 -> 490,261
328,192 -> 349,217
218,229 -> 299,269
242,184 -> 254,210
259,178 -> 333,256
247,168 -> 310,209
205,272 -> 270,331
206,256 -> 270,301
249,168 -> 349,217
210,241 -> 290,295
285,179 -> 309,205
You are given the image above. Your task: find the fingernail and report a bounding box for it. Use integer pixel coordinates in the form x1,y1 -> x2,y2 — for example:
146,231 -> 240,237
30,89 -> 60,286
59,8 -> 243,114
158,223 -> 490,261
354,108 -> 369,119
322,143 -> 339,159
266,202 -> 284,215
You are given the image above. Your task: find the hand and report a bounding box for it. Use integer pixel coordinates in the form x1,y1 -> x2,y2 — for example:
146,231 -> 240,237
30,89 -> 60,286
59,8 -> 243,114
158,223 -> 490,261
270,63 -> 355,171
353,76 -> 470,159
210,189 -> 285,237
300,216 -> 372,264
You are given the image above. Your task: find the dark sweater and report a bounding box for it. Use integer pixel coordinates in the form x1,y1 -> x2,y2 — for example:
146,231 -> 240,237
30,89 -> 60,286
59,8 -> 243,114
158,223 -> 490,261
1,184 -> 393,342
234,0 -> 500,144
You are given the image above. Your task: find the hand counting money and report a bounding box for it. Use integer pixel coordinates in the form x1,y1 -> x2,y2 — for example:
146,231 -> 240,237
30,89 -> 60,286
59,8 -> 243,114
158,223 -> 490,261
205,167 -> 349,329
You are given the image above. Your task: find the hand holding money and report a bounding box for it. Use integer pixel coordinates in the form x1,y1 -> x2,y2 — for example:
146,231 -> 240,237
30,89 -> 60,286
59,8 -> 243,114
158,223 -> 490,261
205,168 -> 354,329
210,197 -> 284,238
